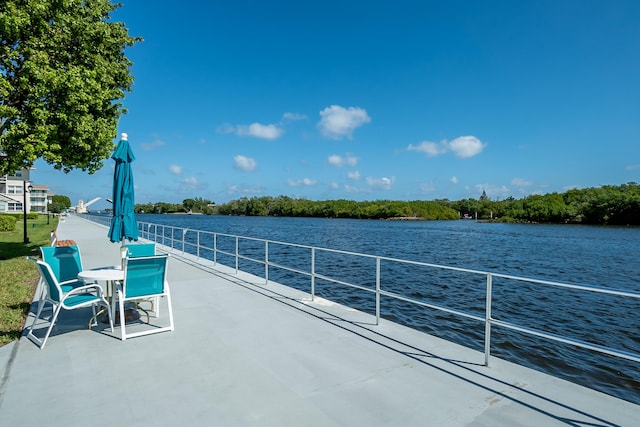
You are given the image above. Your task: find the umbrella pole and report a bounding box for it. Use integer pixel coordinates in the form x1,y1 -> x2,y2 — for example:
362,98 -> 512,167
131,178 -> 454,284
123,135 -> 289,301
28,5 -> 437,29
120,239 -> 127,270
114,239 -> 141,324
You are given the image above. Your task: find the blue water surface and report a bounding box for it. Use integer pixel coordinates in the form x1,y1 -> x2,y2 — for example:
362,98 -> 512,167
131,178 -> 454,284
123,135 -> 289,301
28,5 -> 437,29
136,214 -> 640,404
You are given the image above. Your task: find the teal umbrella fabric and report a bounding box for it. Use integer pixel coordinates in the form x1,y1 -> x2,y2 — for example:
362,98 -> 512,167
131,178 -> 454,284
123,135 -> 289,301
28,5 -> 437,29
108,133 -> 139,243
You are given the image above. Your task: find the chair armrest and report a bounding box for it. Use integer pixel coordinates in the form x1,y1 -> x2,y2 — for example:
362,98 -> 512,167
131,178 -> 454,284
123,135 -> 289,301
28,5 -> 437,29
59,279 -> 86,288
65,283 -> 106,298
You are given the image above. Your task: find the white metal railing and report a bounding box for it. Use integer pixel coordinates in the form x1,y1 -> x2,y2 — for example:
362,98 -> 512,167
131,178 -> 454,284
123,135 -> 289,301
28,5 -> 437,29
85,214 -> 640,367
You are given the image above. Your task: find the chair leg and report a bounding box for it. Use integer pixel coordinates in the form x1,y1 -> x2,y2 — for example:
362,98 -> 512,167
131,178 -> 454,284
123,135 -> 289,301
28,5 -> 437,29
102,299 -> 114,332
166,289 -> 175,332
40,304 -> 63,349
89,304 -> 98,328
26,299 -> 49,348
30,304 -> 62,350
153,296 -> 160,317
118,292 -> 127,341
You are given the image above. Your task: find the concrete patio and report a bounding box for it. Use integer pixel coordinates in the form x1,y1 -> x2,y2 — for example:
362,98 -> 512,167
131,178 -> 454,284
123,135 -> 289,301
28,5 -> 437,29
0,214 -> 637,426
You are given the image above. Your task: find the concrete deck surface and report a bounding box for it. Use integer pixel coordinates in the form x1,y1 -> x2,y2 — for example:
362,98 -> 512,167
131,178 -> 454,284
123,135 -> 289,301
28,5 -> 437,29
0,214 -> 638,426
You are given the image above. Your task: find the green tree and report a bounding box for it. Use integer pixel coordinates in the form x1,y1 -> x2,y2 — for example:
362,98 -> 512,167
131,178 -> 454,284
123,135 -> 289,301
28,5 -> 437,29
183,198 -> 196,212
48,194 -> 71,213
0,0 -> 140,176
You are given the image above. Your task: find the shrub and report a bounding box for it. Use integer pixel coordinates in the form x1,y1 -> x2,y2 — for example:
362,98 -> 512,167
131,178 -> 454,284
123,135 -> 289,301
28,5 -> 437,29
0,216 -> 16,231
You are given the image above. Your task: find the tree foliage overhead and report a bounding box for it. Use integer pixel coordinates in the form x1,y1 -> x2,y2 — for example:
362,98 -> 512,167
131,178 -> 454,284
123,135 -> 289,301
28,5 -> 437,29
0,0 -> 140,176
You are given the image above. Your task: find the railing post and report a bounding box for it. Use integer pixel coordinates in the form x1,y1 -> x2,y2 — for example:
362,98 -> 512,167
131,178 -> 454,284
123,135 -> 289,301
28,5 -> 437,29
213,233 -> 217,265
235,236 -> 239,273
182,229 -> 186,253
197,230 -> 200,258
265,240 -> 269,285
376,257 -> 381,325
484,273 -> 493,366
311,247 -> 316,301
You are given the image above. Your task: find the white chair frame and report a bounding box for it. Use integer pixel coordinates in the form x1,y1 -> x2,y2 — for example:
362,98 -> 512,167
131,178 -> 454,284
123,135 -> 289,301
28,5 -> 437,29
115,254 -> 174,341
26,257 -> 113,349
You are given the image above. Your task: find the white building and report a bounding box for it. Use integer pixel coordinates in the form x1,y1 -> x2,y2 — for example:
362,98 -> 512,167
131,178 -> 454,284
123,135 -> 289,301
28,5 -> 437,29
0,168 -> 53,214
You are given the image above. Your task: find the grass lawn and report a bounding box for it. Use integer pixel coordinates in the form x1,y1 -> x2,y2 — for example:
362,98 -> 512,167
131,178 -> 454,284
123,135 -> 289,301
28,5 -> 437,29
0,214 -> 59,347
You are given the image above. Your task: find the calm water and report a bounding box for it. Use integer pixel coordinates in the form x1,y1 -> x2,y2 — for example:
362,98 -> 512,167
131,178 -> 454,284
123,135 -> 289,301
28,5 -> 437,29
137,214 -> 640,404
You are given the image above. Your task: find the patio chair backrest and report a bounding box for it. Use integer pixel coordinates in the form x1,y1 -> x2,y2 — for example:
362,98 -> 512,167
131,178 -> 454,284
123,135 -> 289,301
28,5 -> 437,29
31,258 -> 64,302
40,245 -> 83,283
123,255 -> 168,299
125,243 -> 156,258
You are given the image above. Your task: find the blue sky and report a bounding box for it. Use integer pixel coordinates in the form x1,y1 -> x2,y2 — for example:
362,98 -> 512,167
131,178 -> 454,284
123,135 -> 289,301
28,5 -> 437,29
33,1 -> 640,211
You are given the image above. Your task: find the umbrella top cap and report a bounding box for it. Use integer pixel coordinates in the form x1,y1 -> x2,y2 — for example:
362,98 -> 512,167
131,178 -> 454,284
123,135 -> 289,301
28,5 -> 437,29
121,133 -> 128,141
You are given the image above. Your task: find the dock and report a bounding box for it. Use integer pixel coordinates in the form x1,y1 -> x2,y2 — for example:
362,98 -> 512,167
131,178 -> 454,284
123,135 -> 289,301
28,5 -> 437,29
0,214 -> 637,426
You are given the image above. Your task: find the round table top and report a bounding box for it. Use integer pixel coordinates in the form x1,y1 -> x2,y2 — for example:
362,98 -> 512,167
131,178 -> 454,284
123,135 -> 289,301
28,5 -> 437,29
78,266 -> 124,281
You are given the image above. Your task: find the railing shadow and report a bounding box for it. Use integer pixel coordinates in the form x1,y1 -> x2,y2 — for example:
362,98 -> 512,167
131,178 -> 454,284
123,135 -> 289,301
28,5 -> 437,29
170,251 -> 629,427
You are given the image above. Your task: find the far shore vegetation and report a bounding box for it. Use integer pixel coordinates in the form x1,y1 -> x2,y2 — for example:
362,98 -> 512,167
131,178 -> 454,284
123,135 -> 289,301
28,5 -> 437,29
134,182 -> 640,226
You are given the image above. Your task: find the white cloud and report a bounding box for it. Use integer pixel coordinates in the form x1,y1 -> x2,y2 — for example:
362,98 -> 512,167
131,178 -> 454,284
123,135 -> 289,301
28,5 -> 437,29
347,171 -> 361,180
344,184 -> 360,193
511,177 -> 532,187
217,123 -> 235,134
451,176 -> 458,184
420,181 -> 436,193
236,123 -> 283,140
366,176 -> 396,191
327,155 -> 342,166
218,122 -> 283,140
287,178 -> 317,187
226,183 -> 263,196
407,135 -> 486,159
328,153 -> 359,167
182,176 -> 198,186
407,141 -> 447,157
449,136 -> 486,158
233,155 -> 257,172
168,164 -> 183,175
626,164 -> 640,171
318,105 -> 371,139
140,139 -> 166,151
176,176 -> 205,194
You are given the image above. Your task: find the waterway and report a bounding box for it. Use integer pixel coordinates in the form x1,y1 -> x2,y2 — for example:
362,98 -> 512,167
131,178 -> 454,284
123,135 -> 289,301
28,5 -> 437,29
135,214 -> 640,404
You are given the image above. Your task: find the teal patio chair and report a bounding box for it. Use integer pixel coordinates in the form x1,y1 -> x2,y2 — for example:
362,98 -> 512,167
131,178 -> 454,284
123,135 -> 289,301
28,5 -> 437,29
26,257 -> 113,349
40,245 -> 85,292
125,243 -> 156,257
124,243 -> 159,313
116,254 -> 174,341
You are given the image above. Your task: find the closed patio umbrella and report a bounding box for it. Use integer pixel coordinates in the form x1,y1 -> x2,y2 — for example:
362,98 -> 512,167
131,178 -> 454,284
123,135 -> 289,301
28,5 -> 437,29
107,133 -> 140,324
108,133 -> 139,243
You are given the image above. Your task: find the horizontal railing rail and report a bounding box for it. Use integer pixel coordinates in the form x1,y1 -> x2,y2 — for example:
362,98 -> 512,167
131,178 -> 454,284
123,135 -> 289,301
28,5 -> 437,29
84,214 -> 640,367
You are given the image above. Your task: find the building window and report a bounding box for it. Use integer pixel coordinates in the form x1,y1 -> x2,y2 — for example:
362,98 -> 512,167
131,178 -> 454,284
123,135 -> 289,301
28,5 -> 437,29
8,202 -> 22,211
8,185 -> 23,194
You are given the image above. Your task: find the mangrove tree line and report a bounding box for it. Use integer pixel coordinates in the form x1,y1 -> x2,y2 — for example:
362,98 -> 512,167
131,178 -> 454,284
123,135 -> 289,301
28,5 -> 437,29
136,182 -> 640,225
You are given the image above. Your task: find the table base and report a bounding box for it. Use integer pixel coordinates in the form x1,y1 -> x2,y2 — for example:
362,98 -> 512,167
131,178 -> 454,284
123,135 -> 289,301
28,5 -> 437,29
101,307 -> 141,324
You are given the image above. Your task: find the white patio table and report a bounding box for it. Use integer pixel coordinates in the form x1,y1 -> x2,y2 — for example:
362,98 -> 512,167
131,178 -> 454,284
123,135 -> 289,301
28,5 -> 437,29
78,266 -> 124,325
78,266 -> 123,296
